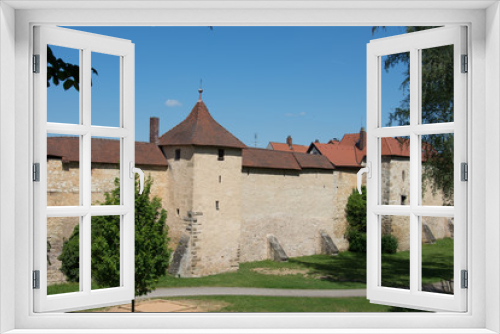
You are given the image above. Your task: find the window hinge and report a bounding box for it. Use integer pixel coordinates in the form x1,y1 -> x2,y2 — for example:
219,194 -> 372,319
33,270 -> 40,289
461,162 -> 468,182
33,54 -> 40,73
461,270 -> 468,289
33,163 -> 40,182
461,54 -> 468,73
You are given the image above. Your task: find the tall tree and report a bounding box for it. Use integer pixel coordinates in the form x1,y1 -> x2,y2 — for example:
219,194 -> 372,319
47,46 -> 98,91
373,27 -> 454,203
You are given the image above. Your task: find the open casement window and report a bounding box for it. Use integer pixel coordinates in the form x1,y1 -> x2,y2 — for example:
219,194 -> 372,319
365,26 -> 467,312
33,26 -> 135,312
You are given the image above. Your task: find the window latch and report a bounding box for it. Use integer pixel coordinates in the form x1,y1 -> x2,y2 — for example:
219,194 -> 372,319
357,162 -> 371,194
129,162 -> 145,194
33,54 -> 40,73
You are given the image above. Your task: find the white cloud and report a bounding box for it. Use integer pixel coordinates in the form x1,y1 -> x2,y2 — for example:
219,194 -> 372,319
299,112 -> 307,116
165,99 -> 182,107
285,113 -> 294,117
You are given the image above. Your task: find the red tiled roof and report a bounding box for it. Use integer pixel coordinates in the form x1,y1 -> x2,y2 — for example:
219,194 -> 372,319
268,142 -> 309,153
308,133 -> 410,168
47,137 -> 168,166
159,101 -> 246,149
242,148 -> 333,171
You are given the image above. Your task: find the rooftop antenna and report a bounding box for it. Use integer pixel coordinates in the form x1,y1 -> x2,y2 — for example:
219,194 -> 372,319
254,133 -> 258,147
198,79 -> 203,102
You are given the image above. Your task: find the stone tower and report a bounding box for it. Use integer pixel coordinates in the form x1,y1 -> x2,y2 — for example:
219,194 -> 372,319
158,92 -> 246,277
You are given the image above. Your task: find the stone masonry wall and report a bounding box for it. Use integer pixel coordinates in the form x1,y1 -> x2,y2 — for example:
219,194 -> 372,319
46,158 -> 168,285
240,168 -> 335,263
381,157 -> 453,251
191,147 -> 242,276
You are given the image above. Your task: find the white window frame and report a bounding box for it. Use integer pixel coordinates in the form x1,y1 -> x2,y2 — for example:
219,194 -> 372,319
33,26 -> 136,313
366,26 -> 467,312
0,1 -> 498,333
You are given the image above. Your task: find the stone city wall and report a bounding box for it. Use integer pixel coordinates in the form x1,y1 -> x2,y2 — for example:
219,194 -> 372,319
240,168 -> 335,263
46,158 -> 168,285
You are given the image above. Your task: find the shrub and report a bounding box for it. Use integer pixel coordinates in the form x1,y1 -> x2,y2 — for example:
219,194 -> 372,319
59,176 -> 171,297
347,230 -> 366,253
381,235 -> 398,254
345,186 -> 367,233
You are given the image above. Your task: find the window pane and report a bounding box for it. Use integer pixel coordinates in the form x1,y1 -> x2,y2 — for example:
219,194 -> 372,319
381,52 -> 410,127
91,52 -> 120,127
91,137 -> 121,205
381,215 -> 410,290
91,215 -> 121,290
421,216 -> 454,294
47,216 -> 80,295
47,45 -> 80,124
47,134 -> 80,206
421,45 -> 454,124
380,137 -> 410,205
421,133 -> 454,206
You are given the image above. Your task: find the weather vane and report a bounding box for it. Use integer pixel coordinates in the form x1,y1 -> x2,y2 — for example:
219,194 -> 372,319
198,79 -> 203,101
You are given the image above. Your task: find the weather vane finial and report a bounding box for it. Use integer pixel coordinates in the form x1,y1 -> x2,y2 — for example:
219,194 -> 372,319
198,79 -> 203,102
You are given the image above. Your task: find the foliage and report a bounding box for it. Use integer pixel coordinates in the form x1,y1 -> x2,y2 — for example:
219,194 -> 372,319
47,46 -> 98,91
345,186 -> 367,233
59,176 -> 171,296
372,26 -> 454,202
381,235 -> 398,254
347,230 -> 367,253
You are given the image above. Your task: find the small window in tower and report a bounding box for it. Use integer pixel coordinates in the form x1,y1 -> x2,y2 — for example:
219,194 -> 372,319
219,175 -> 222,183
218,149 -> 225,161
176,208 -> 180,216
175,149 -> 181,160
215,201 -> 220,210
401,195 -> 407,205
402,170 -> 406,181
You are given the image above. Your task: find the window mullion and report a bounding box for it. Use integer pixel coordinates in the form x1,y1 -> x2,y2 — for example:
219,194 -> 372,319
82,48 -> 92,294
409,47 -> 420,294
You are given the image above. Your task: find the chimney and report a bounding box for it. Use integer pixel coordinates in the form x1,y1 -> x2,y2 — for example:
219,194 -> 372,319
150,117 -> 159,145
286,135 -> 293,149
358,127 -> 366,150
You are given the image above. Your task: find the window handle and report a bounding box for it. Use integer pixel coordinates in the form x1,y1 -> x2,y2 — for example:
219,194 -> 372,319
129,162 -> 145,194
357,162 -> 371,194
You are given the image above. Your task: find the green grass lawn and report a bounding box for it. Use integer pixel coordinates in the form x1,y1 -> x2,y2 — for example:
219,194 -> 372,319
48,238 -> 453,295
159,238 -> 453,290
164,296 -> 422,312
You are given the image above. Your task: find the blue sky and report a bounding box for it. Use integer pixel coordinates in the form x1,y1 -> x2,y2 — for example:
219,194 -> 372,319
48,26 -> 409,147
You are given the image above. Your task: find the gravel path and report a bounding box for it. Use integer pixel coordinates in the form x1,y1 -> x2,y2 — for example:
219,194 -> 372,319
139,287 -> 366,299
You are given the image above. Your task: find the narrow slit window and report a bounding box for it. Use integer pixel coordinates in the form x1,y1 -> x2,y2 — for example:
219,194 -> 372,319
175,149 -> 181,161
215,201 -> 220,210
218,149 -> 225,161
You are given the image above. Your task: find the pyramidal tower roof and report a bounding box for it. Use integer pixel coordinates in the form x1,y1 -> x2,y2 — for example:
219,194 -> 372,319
158,99 -> 246,149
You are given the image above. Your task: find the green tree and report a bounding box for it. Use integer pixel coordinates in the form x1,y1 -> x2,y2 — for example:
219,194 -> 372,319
373,26 -> 454,203
345,186 -> 367,253
59,176 -> 171,297
47,46 -> 98,91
